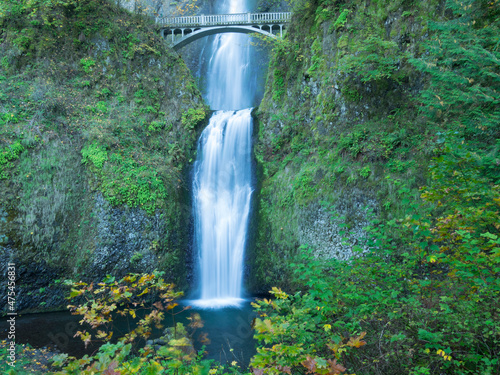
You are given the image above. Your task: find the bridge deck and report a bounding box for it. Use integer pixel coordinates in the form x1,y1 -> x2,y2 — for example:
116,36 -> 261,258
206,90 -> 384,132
156,12 -> 291,29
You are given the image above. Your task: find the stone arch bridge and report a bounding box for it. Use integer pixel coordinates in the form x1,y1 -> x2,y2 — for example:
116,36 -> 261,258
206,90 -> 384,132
156,12 -> 291,51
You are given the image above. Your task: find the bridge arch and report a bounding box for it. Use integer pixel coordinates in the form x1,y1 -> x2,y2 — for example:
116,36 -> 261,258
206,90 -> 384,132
156,12 -> 291,51
162,25 -> 280,51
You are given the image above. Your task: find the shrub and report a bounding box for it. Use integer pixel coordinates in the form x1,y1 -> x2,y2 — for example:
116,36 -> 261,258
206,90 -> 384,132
52,272 -> 215,374
80,57 -> 96,73
181,107 -> 206,131
81,142 -> 108,169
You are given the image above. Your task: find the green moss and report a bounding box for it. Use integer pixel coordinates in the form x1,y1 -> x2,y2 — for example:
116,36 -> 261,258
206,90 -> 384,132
0,0 -> 205,290
101,152 -> 169,215
337,34 -> 349,49
333,8 -> 350,31
81,142 -> 108,169
272,68 -> 285,101
0,141 -> 25,179
181,107 -> 207,131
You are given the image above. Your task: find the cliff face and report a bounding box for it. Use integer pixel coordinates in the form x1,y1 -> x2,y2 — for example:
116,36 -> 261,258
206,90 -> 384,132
248,0 -> 445,292
0,0 -> 207,313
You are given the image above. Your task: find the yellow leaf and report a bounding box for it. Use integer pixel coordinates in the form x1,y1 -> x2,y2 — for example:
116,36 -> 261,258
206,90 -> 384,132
347,332 -> 367,348
169,337 -> 191,346
166,302 -> 178,310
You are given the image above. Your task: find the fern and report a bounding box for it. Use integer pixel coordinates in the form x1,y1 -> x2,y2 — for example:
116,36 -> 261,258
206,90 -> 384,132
411,0 -> 500,143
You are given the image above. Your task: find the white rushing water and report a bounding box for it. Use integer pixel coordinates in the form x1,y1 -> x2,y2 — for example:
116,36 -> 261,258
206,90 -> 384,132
192,0 -> 255,307
205,0 -> 254,110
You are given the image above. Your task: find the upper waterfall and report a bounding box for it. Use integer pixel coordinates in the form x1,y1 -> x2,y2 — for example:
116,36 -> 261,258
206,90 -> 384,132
204,1 -> 255,110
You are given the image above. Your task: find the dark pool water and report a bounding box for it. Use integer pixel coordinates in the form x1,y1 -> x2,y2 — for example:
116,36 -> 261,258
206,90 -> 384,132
0,300 -> 257,366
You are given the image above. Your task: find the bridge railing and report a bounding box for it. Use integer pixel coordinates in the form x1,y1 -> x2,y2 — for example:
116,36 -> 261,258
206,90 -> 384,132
156,12 -> 291,28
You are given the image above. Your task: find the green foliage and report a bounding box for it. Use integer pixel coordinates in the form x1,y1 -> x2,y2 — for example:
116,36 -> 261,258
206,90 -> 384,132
0,141 -> 24,179
148,120 -> 164,133
339,34 -> 402,83
292,169 -> 315,203
272,68 -> 285,102
80,57 -> 96,73
53,272 -> 218,375
255,132 -> 500,373
101,152 -> 169,214
130,251 -> 143,263
0,0 -> 206,218
181,107 -> 206,131
251,283 -> 363,375
81,142 -> 108,169
254,1 -> 500,374
333,8 -> 350,30
410,0 -> 500,143
359,166 -> 370,178
0,343 -> 38,374
306,38 -> 324,78
338,131 -> 366,157
0,0 -> 204,297
341,85 -> 362,102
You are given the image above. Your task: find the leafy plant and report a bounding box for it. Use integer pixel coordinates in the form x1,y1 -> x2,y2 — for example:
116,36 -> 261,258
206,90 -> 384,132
251,257 -> 366,375
410,0 -> 500,143
148,120 -> 164,132
359,166 -> 370,178
333,9 -> 350,30
81,142 -> 108,169
80,57 -> 96,73
53,272 -> 214,375
130,251 -> 143,263
272,68 -> 285,101
0,141 -> 25,179
339,34 -> 402,83
181,107 -> 206,131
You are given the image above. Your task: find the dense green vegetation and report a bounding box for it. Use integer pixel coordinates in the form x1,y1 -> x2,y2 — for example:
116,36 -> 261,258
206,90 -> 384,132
250,0 -> 500,373
0,0 -> 206,301
0,0 -> 207,214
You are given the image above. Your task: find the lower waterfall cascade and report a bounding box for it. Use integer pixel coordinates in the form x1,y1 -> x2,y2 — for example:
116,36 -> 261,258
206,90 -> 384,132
192,109 -> 253,308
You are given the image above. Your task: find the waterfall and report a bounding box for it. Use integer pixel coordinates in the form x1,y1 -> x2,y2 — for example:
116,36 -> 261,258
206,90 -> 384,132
193,110 -> 253,307
192,0 -> 255,307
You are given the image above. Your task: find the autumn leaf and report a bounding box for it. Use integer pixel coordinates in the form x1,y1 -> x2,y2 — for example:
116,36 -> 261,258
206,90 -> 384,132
347,332 -> 367,348
252,368 -> 264,375
82,332 -> 92,349
96,330 -> 108,339
270,287 -> 288,299
327,359 -> 346,374
153,301 -> 164,310
198,332 -> 211,345
277,365 -> 292,374
301,356 -> 317,374
102,361 -> 119,375
166,302 -> 178,310
70,288 -> 83,298
169,337 -> 191,347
